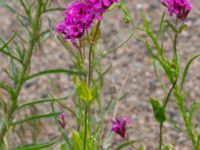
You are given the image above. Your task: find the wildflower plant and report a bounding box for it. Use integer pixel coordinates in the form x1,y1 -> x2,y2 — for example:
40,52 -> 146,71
54,0 -> 136,149
0,0 -> 199,150
141,0 -> 200,149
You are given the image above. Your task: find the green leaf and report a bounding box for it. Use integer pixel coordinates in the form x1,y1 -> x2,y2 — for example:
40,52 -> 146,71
145,41 -> 173,83
108,2 -> 132,23
114,140 -> 137,150
73,77 -> 94,103
164,20 -> 178,33
26,69 -> 84,80
12,112 -> 61,126
102,32 -> 133,57
72,130 -> 83,150
150,98 -> 166,123
44,7 -> 65,13
180,54 -> 200,90
12,140 -> 57,150
157,12 -> 165,37
142,14 -> 162,54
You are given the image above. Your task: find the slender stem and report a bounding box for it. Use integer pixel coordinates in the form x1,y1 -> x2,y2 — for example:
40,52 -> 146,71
124,137 -> 137,150
159,123 -> 163,150
83,106 -> 88,150
88,21 -> 101,85
158,79 -> 177,150
163,78 -> 178,108
83,20 -> 101,150
173,17 -> 178,62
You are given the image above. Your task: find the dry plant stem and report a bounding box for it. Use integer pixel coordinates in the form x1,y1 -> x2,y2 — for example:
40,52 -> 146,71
83,21 -> 101,150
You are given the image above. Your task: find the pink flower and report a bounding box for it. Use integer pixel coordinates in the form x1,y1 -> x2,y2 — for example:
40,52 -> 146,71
59,112 -> 67,129
55,2 -> 94,41
55,0 -> 118,41
85,0 -> 118,10
111,116 -> 132,138
161,0 -> 192,20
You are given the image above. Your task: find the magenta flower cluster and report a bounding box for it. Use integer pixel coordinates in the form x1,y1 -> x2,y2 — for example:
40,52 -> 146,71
111,117 -> 131,138
161,0 -> 192,20
55,0 -> 118,41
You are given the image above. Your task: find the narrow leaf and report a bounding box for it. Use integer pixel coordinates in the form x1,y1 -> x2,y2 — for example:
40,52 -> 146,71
17,96 -> 68,110
12,112 -> 61,125
180,54 -> 200,89
114,140 -> 137,150
0,34 -> 15,52
12,140 -> 57,150
72,130 -> 83,150
0,82 -> 14,95
26,69 -> 84,80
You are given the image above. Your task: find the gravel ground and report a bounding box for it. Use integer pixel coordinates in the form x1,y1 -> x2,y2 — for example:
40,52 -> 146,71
0,0 -> 200,149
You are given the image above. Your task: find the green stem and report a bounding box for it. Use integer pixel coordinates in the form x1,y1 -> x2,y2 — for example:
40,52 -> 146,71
173,18 -> 178,62
163,78 -> 178,108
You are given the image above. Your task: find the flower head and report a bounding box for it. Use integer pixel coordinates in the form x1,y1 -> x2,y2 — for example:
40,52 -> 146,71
111,116 -> 132,138
55,0 -> 118,41
55,2 -> 94,41
58,112 -> 67,129
161,0 -> 192,20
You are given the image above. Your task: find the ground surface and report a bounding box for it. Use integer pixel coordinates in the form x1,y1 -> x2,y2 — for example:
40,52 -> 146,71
0,0 -> 200,150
